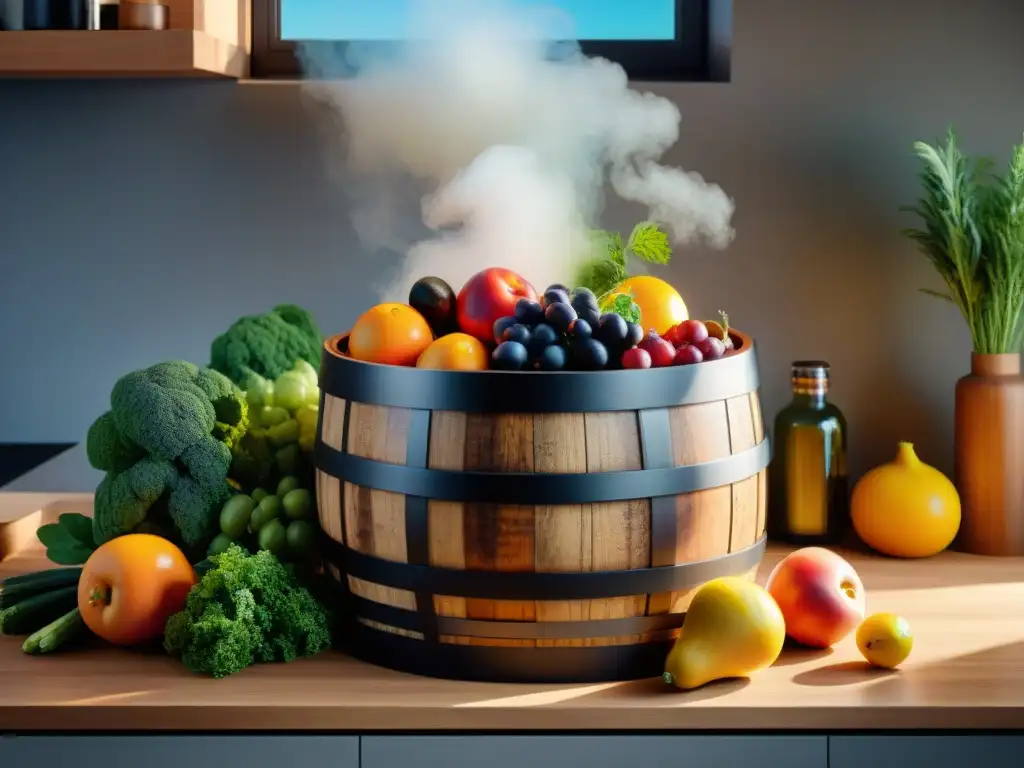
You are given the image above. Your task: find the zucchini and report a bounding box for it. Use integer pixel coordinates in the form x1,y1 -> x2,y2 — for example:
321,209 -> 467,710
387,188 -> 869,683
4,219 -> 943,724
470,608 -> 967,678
0,567 -> 83,609
22,607 -> 84,655
0,585 -> 79,636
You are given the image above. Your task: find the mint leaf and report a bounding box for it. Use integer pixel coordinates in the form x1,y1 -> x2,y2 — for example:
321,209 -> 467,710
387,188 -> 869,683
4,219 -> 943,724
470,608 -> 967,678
626,222 -> 672,265
574,256 -> 626,298
37,513 -> 97,566
612,293 -> 642,325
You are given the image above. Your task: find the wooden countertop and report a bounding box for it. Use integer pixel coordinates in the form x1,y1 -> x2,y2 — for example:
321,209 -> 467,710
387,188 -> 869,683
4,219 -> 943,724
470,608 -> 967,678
2,495 -> 1024,732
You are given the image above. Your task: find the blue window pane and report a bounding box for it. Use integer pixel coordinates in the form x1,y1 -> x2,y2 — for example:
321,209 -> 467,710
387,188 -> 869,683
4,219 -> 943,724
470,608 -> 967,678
281,1 -> 676,42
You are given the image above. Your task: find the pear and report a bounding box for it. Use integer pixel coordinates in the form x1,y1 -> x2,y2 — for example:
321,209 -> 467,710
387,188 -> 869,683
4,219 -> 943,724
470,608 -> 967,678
663,576 -> 786,690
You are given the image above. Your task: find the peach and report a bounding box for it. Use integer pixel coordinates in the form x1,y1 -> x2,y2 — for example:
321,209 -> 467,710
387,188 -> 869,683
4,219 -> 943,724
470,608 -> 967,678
765,547 -> 866,649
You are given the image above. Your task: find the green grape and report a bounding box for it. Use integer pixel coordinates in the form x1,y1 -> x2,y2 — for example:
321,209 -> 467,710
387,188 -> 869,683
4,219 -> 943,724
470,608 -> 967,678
267,418 -> 300,448
274,371 -> 309,412
219,494 -> 255,538
275,443 -> 301,476
305,384 -> 321,407
283,488 -> 312,520
251,487 -> 269,504
286,520 -> 316,555
292,359 -> 320,389
248,495 -> 281,532
208,533 -> 234,557
258,518 -> 288,554
243,372 -> 275,410
296,404 -> 319,453
277,475 -> 301,497
258,405 -> 290,427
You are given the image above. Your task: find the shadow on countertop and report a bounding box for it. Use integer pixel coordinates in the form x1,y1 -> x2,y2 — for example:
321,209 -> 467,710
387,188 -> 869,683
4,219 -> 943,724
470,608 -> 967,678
0,443 -> 74,487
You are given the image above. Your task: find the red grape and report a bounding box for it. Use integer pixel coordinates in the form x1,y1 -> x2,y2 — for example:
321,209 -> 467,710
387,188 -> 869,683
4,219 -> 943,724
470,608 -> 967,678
696,337 -> 726,361
676,320 -> 709,345
645,336 -> 676,367
673,343 -> 704,366
621,347 -> 652,369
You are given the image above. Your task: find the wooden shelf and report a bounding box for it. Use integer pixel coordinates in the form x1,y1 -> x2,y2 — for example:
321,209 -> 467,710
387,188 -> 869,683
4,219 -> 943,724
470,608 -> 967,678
0,30 -> 247,79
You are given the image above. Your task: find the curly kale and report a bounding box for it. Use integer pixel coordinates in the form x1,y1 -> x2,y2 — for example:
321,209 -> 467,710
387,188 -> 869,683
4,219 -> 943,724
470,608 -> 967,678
86,361 -> 249,552
209,304 -> 323,386
164,545 -> 332,679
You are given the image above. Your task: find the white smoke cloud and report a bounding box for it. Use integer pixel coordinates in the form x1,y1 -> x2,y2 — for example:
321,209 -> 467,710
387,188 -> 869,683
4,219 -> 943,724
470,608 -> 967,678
299,0 -> 734,302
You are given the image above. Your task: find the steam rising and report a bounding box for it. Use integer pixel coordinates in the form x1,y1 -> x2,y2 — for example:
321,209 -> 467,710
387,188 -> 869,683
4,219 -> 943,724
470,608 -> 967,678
299,0 -> 734,301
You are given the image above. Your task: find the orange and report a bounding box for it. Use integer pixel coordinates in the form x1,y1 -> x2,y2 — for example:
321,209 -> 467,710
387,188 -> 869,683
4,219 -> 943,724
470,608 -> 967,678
603,276 -> 688,336
416,333 -> 489,370
349,303 -> 434,367
78,534 -> 197,646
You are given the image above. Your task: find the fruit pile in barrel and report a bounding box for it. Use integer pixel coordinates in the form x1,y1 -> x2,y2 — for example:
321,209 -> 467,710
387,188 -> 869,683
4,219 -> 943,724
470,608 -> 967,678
347,267 -> 737,372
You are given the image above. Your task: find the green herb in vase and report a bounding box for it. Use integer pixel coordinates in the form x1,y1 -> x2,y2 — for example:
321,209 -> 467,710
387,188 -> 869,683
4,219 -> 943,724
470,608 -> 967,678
904,129 -> 1024,353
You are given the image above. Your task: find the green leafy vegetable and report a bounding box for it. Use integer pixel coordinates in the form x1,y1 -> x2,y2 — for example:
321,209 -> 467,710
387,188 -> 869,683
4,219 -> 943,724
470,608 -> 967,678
626,222 -> 672,265
611,294 -> 642,325
905,129 -> 1024,353
86,361 -> 249,556
210,304 -> 324,386
36,513 -> 96,566
574,221 -> 673,299
163,544 -> 331,679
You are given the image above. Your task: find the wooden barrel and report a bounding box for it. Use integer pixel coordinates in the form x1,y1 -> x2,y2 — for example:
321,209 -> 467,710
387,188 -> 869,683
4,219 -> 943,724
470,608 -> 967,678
314,330 -> 770,683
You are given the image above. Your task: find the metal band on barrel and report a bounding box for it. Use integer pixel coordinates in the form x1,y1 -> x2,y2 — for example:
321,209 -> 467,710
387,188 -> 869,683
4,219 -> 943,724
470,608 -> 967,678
345,624 -> 675,683
320,535 -> 766,601
314,437 -> 770,505
319,336 -> 761,413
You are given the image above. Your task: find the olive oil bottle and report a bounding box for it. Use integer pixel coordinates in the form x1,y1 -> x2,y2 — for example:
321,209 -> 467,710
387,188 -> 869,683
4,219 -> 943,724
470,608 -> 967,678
768,361 -> 849,545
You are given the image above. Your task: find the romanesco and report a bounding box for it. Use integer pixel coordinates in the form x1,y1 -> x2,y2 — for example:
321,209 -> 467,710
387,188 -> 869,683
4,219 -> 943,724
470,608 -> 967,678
163,545 -> 332,678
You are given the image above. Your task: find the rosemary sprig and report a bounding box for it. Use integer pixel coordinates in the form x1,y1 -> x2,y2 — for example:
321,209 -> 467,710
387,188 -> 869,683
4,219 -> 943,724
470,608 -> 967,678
904,129 -> 1024,354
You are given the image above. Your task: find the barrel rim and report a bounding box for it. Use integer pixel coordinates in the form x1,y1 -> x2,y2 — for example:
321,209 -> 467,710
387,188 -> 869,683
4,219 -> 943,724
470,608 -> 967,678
319,328 -> 760,412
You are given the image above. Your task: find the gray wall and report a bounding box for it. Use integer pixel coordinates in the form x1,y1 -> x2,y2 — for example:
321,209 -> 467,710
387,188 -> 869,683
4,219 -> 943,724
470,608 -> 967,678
2,0 -> 1023,484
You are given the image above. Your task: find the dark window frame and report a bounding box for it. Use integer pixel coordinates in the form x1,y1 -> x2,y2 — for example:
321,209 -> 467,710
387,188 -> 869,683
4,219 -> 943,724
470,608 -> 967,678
251,0 -> 727,82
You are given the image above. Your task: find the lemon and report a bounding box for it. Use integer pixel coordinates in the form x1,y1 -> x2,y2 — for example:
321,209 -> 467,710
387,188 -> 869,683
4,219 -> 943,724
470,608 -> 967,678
603,276 -> 688,336
663,576 -> 786,690
856,613 -> 913,669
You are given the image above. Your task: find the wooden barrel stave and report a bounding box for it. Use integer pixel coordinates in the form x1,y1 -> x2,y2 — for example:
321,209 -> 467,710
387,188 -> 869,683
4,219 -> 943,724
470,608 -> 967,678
317,397 -> 766,648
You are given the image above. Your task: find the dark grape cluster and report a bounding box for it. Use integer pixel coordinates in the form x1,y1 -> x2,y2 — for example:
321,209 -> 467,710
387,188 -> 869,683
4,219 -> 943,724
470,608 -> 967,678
491,285 -> 643,371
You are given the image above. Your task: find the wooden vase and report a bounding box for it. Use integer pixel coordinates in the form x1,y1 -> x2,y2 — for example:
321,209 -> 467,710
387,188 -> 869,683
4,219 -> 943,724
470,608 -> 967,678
954,353 -> 1024,556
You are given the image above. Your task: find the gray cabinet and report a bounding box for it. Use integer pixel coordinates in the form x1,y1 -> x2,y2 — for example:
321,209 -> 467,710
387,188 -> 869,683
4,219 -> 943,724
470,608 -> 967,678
830,736 -> 1024,768
0,735 -> 359,768
361,735 -> 828,768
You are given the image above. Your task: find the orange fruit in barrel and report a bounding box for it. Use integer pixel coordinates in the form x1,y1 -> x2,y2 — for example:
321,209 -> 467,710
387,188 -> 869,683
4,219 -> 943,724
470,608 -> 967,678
417,333 -> 489,371
602,276 -> 688,336
349,303 -> 434,367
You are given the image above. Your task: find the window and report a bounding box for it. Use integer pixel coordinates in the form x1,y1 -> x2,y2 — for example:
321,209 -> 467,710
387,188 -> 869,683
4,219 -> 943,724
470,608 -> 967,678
251,0 -> 729,82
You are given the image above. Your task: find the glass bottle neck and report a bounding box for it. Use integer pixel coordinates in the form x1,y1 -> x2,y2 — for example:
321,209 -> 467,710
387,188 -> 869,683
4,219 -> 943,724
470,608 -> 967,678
792,391 -> 827,407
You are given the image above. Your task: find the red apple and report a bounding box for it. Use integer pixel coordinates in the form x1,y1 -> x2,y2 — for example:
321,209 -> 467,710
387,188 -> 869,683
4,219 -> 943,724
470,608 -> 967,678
456,268 -> 538,343
765,547 -> 866,649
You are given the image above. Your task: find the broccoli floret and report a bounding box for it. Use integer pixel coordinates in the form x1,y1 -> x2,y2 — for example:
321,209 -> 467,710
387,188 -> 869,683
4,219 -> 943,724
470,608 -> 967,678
209,304 -> 323,386
163,545 -> 332,679
86,361 -> 249,552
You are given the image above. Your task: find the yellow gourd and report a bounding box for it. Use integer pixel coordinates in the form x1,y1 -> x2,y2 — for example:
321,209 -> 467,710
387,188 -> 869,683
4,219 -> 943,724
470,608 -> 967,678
851,442 -> 961,558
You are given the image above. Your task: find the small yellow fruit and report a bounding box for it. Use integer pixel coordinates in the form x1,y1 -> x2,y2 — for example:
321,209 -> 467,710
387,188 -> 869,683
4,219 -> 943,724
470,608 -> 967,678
663,576 -> 786,690
851,442 -> 961,558
602,275 -> 688,336
856,613 -> 913,669
416,333 -> 488,371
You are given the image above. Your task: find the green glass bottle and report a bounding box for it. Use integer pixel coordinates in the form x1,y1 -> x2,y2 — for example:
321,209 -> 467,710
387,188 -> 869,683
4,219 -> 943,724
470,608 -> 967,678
768,361 -> 849,545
